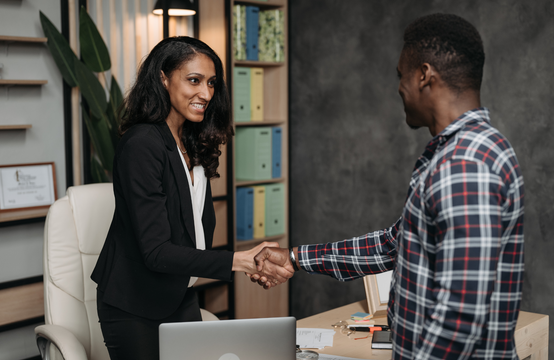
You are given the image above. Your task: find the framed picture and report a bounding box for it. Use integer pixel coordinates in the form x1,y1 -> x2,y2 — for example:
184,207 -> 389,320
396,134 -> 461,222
363,270 -> 392,318
0,162 -> 57,212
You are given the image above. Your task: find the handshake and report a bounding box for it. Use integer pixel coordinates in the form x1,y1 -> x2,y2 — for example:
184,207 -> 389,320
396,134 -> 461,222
234,242 -> 298,290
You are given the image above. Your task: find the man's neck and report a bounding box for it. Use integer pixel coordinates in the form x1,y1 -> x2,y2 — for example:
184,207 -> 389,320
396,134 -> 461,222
428,90 -> 481,136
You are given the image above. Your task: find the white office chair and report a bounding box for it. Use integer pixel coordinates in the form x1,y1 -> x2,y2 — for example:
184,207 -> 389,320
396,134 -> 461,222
35,183 -> 218,360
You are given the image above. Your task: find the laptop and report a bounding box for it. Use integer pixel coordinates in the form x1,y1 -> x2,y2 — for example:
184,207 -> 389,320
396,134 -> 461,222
159,316 -> 297,360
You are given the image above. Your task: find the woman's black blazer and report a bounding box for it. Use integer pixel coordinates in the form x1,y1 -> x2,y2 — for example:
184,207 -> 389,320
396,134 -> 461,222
91,122 -> 234,320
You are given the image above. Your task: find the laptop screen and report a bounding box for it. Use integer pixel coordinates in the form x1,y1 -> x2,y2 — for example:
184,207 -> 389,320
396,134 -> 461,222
159,317 -> 296,360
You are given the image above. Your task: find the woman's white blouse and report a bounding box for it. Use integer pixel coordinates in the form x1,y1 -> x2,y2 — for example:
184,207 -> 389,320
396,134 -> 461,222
178,150 -> 207,287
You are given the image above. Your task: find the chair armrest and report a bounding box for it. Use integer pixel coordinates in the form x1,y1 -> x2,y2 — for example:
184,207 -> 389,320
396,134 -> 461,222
200,308 -> 219,321
35,324 -> 88,360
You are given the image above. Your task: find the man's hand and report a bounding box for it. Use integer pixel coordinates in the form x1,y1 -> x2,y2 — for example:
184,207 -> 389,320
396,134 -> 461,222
247,247 -> 296,289
235,242 -> 294,288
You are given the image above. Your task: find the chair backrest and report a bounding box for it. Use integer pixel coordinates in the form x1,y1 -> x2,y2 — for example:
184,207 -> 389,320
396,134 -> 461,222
43,183 -> 114,360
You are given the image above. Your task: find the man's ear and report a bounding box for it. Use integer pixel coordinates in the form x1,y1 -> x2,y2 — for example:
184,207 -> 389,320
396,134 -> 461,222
160,70 -> 168,88
418,63 -> 436,90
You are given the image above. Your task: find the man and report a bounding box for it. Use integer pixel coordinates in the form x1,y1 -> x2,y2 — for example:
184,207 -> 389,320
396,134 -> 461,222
254,13 -> 524,360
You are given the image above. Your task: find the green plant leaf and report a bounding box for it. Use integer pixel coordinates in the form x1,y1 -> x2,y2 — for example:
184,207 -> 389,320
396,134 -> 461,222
82,108 -> 114,173
79,6 -> 111,72
107,75 -> 124,148
91,155 -> 111,183
39,11 -> 79,87
75,59 -> 108,119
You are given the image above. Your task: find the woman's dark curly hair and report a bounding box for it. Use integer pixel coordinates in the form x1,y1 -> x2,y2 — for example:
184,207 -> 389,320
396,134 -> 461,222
119,36 -> 233,179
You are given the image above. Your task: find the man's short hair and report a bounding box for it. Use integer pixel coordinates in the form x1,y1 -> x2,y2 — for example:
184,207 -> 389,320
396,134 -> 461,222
403,13 -> 485,92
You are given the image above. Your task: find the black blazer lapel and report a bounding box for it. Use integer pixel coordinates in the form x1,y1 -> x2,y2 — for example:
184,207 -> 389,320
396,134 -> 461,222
156,122 -> 196,245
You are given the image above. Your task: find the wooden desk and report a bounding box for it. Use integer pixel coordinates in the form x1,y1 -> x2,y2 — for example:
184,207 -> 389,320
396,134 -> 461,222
297,300 -> 549,360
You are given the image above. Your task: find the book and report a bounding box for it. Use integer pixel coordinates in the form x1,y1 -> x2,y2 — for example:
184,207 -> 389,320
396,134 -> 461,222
258,10 -> 275,62
274,10 -> 285,62
351,312 -> 372,321
233,67 -> 251,122
235,127 -> 272,180
258,9 -> 285,62
272,127 -> 282,178
252,185 -> 266,239
236,187 -> 254,240
245,6 -> 259,61
233,5 -> 247,61
264,183 -> 285,237
250,68 -> 264,121
371,331 -> 393,349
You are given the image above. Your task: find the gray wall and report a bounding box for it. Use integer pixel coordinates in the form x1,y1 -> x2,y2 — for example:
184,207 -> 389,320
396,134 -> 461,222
0,0 -> 65,358
289,0 -> 554,357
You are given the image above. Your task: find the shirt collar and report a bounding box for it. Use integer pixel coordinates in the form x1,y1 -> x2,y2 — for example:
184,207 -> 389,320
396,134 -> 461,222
434,107 -> 490,145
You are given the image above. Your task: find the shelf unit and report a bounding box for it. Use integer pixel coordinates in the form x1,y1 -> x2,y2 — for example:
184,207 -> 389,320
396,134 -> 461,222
194,0 -> 235,320
0,35 -> 47,43
146,0 -> 288,320
0,79 -> 48,86
0,207 -> 48,224
0,29 -> 52,335
0,125 -> 32,130
230,0 -> 289,319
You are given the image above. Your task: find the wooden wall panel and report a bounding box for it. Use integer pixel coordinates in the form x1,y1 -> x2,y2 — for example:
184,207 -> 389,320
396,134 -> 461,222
0,282 -> 43,326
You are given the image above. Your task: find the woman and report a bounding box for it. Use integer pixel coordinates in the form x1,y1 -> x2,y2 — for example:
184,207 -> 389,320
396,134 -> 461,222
91,36 -> 289,360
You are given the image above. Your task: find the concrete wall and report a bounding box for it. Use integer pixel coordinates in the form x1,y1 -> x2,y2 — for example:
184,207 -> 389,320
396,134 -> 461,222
0,0 -> 65,358
288,0 -> 554,357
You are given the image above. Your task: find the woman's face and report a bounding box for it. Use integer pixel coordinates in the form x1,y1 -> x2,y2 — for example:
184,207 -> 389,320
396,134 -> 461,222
162,53 -> 216,123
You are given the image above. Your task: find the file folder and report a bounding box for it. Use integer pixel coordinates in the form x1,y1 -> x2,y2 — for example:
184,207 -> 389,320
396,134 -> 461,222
236,187 -> 254,240
235,127 -> 272,181
274,10 -> 285,62
250,68 -> 264,121
258,10 -> 275,62
245,6 -> 259,61
252,186 -> 266,239
272,127 -> 282,178
264,183 -> 285,237
233,67 -> 251,122
233,5 -> 247,61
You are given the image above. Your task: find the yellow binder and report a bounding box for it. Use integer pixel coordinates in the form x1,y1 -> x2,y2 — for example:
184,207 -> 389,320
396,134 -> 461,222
252,185 -> 266,238
250,67 -> 264,121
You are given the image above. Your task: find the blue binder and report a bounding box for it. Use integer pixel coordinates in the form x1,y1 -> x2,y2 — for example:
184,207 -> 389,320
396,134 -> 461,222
272,127 -> 282,178
236,187 -> 254,240
246,6 -> 259,61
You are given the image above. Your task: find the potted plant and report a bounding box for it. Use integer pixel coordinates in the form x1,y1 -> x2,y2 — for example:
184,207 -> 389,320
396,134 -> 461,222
40,6 -> 124,183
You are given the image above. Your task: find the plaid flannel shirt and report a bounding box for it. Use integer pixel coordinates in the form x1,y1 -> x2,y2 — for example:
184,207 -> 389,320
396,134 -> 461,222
298,108 -> 524,360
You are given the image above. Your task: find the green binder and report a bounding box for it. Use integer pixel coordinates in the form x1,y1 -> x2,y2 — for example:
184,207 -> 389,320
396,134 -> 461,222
264,183 -> 285,237
233,67 -> 251,122
235,127 -> 272,180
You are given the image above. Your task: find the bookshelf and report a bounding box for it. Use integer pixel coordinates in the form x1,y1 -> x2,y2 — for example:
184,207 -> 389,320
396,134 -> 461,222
230,0 -> 289,319
195,0 -> 288,320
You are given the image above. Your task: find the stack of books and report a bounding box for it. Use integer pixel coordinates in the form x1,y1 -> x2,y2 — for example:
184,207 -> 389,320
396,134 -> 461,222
233,5 -> 285,62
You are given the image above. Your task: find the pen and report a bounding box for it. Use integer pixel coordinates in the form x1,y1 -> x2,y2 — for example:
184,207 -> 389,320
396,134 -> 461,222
348,325 -> 390,332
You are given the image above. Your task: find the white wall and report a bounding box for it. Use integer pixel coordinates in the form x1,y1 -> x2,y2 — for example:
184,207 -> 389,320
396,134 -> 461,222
0,0 -> 65,358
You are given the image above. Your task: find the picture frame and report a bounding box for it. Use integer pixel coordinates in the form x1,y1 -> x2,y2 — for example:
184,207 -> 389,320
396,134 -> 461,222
0,162 -> 57,212
363,270 -> 392,318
